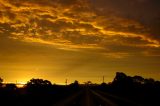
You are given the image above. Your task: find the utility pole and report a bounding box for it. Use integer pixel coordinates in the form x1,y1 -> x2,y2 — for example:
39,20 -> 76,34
65,79 -> 68,85
102,76 -> 104,83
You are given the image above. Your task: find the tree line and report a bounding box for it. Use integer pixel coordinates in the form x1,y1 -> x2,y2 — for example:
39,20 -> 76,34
0,72 -> 160,106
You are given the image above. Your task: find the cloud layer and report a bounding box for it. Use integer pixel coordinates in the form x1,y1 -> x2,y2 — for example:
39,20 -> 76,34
0,0 -> 160,58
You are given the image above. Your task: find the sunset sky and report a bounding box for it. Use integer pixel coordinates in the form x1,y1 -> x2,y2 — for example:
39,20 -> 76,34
0,0 -> 160,84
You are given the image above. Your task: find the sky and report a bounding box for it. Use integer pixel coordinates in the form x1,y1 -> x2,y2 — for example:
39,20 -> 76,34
0,0 -> 160,84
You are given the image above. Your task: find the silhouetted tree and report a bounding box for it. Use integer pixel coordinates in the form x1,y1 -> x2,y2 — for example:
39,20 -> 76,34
5,84 -> 17,91
155,81 -> 160,87
74,80 -> 79,85
112,72 -> 133,86
27,78 -> 52,86
84,81 -> 92,85
113,72 -> 127,81
70,80 -> 79,86
26,78 -> 52,94
99,82 -> 109,91
101,82 -> 107,86
112,72 -> 137,93
69,80 -> 80,90
144,78 -> 155,85
132,75 -> 144,84
0,77 -> 3,87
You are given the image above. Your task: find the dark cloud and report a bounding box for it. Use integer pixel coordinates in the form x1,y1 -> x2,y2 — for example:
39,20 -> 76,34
91,0 -> 160,36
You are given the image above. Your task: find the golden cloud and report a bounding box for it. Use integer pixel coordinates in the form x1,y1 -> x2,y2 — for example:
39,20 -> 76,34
0,0 -> 160,57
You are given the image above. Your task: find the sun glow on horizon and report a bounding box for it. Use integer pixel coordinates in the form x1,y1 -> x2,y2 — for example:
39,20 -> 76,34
0,0 -> 160,85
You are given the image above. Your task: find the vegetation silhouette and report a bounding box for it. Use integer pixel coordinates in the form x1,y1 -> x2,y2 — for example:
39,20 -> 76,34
0,72 -> 159,106
96,72 -> 160,106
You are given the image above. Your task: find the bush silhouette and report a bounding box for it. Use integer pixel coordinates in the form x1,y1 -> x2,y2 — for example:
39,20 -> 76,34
26,78 -> 52,94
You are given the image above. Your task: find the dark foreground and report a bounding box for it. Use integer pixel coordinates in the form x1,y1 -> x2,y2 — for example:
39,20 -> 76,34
0,72 -> 160,106
52,87 -> 141,106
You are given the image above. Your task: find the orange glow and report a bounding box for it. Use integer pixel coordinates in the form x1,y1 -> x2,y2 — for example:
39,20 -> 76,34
0,0 -> 160,84
16,84 -> 25,88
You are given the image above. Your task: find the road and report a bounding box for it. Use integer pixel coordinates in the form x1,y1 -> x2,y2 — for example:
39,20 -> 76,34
52,87 -> 142,106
